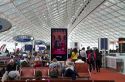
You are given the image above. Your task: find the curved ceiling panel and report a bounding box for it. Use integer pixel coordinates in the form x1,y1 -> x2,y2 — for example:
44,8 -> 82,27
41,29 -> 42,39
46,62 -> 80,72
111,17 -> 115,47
0,0 -> 124,48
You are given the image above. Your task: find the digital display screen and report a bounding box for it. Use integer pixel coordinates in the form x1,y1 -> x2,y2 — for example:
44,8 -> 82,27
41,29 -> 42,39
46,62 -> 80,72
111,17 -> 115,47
100,38 -> 108,50
25,45 -> 32,51
51,28 -> 67,61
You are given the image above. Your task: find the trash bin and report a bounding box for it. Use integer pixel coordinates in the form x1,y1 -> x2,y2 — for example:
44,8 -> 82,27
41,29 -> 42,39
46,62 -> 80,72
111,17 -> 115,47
116,59 -> 124,72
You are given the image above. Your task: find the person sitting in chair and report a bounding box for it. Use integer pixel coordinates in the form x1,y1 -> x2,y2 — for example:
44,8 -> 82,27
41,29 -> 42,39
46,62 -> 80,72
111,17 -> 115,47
8,70 -> 20,80
34,54 -> 42,67
64,61 -> 79,80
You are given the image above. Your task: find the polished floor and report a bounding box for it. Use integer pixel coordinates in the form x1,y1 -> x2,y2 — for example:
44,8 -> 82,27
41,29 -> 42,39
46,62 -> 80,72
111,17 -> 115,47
91,68 -> 125,82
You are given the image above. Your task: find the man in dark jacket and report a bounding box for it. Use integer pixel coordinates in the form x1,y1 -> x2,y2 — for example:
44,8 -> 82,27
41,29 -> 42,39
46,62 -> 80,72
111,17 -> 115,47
6,59 -> 17,72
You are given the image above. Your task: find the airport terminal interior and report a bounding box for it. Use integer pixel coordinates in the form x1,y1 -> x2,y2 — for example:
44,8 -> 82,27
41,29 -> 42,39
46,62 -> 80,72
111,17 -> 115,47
0,0 -> 125,82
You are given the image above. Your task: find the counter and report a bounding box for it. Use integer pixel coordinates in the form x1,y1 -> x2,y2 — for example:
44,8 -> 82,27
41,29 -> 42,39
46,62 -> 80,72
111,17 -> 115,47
106,55 -> 124,74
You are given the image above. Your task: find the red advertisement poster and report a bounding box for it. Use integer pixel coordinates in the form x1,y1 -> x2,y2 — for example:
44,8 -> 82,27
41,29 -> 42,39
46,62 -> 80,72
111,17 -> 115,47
51,28 -> 67,61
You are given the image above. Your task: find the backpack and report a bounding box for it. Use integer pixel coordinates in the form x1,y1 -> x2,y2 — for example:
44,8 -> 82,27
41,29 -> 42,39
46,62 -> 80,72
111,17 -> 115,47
49,67 -> 58,78
90,52 -> 95,61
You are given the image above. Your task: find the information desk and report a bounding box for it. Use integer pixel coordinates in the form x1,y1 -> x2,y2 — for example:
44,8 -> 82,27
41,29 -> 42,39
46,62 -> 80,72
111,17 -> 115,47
106,55 -> 125,74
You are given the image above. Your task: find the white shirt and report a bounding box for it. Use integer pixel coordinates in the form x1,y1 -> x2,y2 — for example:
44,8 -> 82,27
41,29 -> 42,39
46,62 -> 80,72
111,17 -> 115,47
75,59 -> 85,63
8,71 -> 20,80
35,57 -> 41,61
65,66 -> 74,71
80,50 -> 87,58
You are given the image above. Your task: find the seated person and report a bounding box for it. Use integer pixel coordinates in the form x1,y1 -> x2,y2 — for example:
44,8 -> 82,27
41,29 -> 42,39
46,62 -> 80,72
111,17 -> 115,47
42,54 -> 49,67
49,66 -> 58,78
1,71 -> 8,82
64,61 -> 79,80
6,59 -> 17,72
1,60 -> 20,82
49,58 -> 61,76
8,70 -> 20,80
34,55 -> 42,67
49,58 -> 61,69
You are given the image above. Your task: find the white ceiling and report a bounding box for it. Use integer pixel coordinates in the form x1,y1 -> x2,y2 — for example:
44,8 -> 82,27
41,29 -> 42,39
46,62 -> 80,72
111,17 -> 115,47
0,0 -> 125,47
